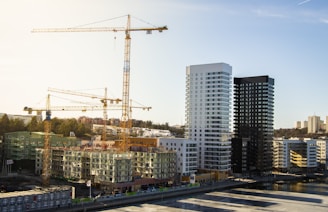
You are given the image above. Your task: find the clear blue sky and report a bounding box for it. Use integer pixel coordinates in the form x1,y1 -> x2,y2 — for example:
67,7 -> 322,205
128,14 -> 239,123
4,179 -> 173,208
1,0 -> 327,129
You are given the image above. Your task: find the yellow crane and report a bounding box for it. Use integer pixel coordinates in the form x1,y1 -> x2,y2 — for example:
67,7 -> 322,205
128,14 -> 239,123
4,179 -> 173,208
42,94 -> 51,186
32,14 -> 167,151
48,87 -> 121,142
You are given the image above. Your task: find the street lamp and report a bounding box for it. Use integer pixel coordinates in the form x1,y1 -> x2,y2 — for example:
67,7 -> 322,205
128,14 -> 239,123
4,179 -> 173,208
86,180 -> 91,198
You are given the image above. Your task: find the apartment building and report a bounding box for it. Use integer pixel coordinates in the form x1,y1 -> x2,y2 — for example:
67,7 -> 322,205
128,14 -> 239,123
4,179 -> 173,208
158,138 -> 198,177
295,121 -> 302,129
131,146 -> 176,180
232,76 -> 274,176
316,139 -> 328,170
36,146 -> 176,193
308,115 -> 321,133
36,148 -> 133,183
185,63 -> 232,175
273,138 -> 317,173
0,186 -> 72,211
4,131 -> 81,161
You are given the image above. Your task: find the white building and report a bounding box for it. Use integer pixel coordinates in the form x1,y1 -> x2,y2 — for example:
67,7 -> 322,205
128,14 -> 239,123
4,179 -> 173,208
302,120 -> 308,128
295,121 -> 302,129
273,138 -> 290,171
316,139 -> 328,170
158,138 -> 198,177
273,138 -> 317,173
142,129 -> 171,137
308,116 -> 321,133
185,63 -> 232,172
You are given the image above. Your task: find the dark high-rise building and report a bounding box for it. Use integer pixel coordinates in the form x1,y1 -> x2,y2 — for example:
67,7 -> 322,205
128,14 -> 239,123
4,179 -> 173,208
232,76 -> 274,176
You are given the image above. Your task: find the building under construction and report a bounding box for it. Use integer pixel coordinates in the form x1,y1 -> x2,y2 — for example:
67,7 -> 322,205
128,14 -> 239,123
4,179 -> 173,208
2,131 -> 81,173
35,145 -> 176,193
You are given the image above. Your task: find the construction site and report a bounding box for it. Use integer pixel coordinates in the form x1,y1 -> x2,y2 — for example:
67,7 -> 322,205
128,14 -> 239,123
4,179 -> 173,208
0,14 -> 173,211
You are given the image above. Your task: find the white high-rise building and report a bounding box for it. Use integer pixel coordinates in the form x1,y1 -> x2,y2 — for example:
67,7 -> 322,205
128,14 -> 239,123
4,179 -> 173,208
308,116 -> 320,133
185,63 -> 232,172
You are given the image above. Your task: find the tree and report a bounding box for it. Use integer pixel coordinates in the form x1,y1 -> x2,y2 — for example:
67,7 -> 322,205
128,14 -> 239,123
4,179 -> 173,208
26,116 -> 42,132
0,114 -> 10,136
9,118 -> 26,132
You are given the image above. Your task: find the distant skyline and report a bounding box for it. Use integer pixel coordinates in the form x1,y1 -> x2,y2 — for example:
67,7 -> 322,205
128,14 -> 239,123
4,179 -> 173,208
1,0 -> 328,129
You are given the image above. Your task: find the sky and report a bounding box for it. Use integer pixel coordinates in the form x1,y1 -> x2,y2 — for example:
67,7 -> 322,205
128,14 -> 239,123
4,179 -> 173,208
1,0 -> 328,129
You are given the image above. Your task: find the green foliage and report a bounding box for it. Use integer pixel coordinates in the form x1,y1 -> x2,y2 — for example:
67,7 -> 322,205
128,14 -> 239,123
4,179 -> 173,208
0,114 -> 28,136
126,191 -> 136,196
273,127 -> 328,138
0,114 -> 92,138
26,116 -> 42,132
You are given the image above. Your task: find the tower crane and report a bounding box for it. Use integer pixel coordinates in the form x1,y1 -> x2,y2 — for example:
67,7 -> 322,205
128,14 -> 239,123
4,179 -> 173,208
48,87 -> 121,142
32,14 -> 167,151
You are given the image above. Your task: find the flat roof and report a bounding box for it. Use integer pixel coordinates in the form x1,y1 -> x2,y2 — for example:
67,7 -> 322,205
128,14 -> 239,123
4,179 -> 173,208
0,185 -> 71,199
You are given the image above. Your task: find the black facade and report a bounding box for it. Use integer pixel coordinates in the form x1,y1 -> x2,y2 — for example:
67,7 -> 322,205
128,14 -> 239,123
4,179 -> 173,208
232,76 -> 274,176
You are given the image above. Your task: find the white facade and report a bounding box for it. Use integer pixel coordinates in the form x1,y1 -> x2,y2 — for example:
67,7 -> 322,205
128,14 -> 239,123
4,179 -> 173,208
295,121 -> 301,129
142,129 -> 171,137
304,138 -> 317,168
158,138 -> 198,176
308,116 -> 320,133
273,138 -> 317,172
185,63 -> 232,171
273,138 -> 290,169
316,139 -> 328,167
302,121 -> 308,128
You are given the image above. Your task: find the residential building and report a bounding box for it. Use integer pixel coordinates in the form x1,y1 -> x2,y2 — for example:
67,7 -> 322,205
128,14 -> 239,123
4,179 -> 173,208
35,146 -> 176,193
158,138 -> 198,178
185,63 -> 232,176
36,148 -> 133,183
308,115 -> 320,133
302,121 -> 308,129
295,121 -> 302,129
232,75 -> 274,176
273,138 -> 290,172
0,186 -> 72,211
316,139 -> 328,171
131,146 -> 176,180
3,131 -> 81,172
273,138 -> 317,173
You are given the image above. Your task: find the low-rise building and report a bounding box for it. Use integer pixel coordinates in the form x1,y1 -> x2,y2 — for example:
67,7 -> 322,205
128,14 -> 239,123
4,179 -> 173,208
0,186 -> 72,211
273,138 -> 317,173
36,145 -> 176,193
3,131 -> 81,172
158,138 -> 198,178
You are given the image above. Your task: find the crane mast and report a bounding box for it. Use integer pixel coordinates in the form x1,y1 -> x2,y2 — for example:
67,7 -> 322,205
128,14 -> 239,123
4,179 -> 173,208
42,94 -> 51,187
121,15 -> 131,151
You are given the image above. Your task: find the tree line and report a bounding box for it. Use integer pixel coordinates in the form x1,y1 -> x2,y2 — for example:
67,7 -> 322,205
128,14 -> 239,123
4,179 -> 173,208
0,114 -> 185,138
0,114 -> 91,138
273,127 -> 328,139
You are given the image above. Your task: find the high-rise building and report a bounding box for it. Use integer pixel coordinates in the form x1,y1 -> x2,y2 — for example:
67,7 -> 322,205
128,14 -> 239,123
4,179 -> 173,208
185,63 -> 232,173
295,121 -> 302,129
232,76 -> 274,176
308,115 -> 320,133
